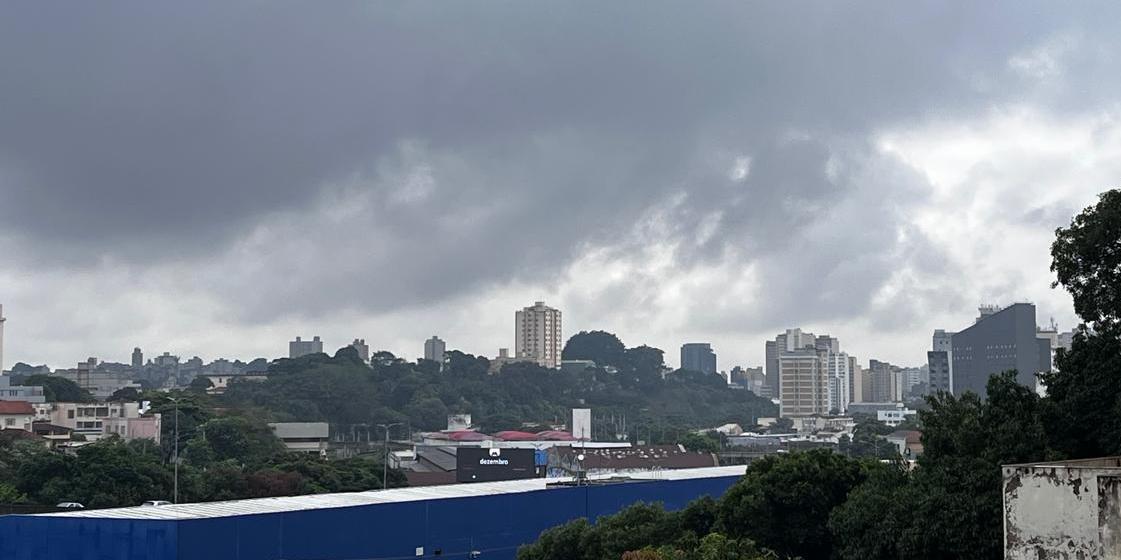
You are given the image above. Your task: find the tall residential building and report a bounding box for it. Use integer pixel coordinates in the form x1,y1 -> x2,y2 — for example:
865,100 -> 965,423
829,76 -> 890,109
350,339 -> 370,363
515,301 -> 562,368
868,359 -> 902,403
680,343 -> 717,374
925,329 -> 954,394
764,340 -> 779,396
0,304 -> 6,374
849,357 -> 865,403
289,336 -> 323,359
424,336 -> 447,367
826,352 -> 852,413
131,347 -> 143,368
778,349 -> 828,417
951,303 -> 1051,398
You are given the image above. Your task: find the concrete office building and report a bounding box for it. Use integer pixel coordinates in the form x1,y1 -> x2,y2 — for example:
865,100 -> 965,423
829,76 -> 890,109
424,336 -> 447,367
951,303 -> 1051,398
515,301 -> 562,368
289,336 -> 323,358
680,343 -> 717,375
131,347 -> 143,368
926,329 -> 954,393
778,349 -> 828,417
350,339 -> 370,363
52,358 -> 141,400
0,375 -> 45,403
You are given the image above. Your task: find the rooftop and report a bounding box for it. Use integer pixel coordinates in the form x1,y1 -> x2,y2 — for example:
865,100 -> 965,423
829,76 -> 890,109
0,401 -> 35,415
37,465 -> 746,521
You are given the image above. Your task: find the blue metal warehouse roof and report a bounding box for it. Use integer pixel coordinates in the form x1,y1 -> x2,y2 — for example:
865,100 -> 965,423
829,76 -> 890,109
0,466 -> 747,560
42,465 -> 745,521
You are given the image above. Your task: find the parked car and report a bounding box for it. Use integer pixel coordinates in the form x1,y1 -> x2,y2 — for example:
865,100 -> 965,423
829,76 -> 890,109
140,500 -> 172,507
55,502 -> 84,509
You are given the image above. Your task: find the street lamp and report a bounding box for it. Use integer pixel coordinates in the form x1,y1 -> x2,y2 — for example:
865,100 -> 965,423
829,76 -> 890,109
167,397 -> 180,504
376,423 -> 403,489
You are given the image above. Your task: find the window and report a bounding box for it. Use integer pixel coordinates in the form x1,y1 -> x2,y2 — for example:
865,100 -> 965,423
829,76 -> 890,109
4,418 -> 14,427
68,410 -> 75,419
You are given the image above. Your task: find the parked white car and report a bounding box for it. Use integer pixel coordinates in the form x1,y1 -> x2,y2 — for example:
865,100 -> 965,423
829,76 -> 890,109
140,500 -> 172,507
55,502 -> 84,509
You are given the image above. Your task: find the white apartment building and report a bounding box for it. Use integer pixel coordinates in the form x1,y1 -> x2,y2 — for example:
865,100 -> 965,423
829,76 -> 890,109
515,301 -> 562,368
826,352 -> 852,414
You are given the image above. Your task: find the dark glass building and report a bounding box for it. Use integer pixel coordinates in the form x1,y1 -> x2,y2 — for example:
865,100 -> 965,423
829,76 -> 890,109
950,303 -> 1051,398
680,343 -> 717,375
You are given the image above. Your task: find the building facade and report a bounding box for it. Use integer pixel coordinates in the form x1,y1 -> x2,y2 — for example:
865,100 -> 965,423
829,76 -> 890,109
0,400 -> 34,431
868,359 -> 902,403
131,347 -> 143,368
826,352 -> 852,413
778,349 -> 828,417
51,358 -> 141,400
289,336 -> 324,358
0,375 -> 45,403
515,302 -> 562,368
34,401 -> 156,441
951,303 -> 1051,397
926,329 -> 954,393
424,336 -> 447,367
348,339 -> 369,362
680,343 -> 717,375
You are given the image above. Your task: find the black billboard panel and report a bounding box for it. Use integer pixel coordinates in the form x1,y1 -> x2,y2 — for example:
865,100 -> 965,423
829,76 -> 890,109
456,448 -> 537,483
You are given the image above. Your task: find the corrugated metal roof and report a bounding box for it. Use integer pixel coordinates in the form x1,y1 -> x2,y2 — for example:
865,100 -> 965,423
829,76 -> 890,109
39,465 -> 745,521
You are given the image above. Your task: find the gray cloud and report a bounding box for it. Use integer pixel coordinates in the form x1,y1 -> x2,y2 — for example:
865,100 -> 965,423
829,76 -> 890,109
2,1 -> 1120,366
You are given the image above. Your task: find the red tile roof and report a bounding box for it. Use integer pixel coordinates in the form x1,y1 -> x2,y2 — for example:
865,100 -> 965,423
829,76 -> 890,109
0,401 -> 35,415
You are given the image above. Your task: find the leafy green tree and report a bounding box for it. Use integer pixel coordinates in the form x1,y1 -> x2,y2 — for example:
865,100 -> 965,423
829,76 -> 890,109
563,331 -> 627,368
187,376 -> 214,393
1051,189 -> 1121,331
26,439 -> 173,508
678,432 -> 720,454
108,386 -> 141,401
716,449 -> 870,560
185,415 -> 285,467
23,374 -> 95,402
1041,327 -> 1121,458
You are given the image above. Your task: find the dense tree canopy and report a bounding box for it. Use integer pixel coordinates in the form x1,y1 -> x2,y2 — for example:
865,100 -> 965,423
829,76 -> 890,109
22,374 -> 95,402
223,334 -> 776,440
562,331 -> 627,368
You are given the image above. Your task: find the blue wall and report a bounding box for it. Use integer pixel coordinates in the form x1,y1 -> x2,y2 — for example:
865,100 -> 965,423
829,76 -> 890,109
0,475 -> 740,560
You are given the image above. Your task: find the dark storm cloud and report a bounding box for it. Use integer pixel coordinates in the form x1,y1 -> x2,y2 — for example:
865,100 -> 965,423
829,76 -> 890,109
2,1 -> 1119,332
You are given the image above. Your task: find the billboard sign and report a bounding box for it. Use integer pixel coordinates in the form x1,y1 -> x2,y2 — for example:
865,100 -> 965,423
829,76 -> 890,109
456,448 -> 537,483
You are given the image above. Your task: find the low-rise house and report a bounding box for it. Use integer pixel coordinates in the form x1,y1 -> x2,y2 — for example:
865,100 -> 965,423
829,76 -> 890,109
269,422 -> 329,455
34,402 -> 155,441
0,401 -> 35,431
102,416 -> 161,443
31,422 -> 73,446
877,408 -> 918,426
885,430 -> 923,459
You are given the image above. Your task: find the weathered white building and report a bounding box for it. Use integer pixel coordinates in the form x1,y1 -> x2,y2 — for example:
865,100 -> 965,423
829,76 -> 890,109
1004,457 -> 1121,559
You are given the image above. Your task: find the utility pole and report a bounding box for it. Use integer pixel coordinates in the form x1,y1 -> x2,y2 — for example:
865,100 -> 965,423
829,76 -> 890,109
168,397 -> 180,504
376,422 -> 403,489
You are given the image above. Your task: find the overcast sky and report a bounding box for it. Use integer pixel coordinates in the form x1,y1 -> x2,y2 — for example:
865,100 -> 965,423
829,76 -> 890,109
3,2 -> 1121,370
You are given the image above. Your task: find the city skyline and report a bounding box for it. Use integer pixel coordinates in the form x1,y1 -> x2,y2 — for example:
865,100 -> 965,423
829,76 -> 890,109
0,298 -> 1070,374
3,3 -> 1118,371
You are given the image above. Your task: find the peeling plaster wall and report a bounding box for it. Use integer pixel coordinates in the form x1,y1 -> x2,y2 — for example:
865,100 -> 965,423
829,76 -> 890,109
1004,464 -> 1121,559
